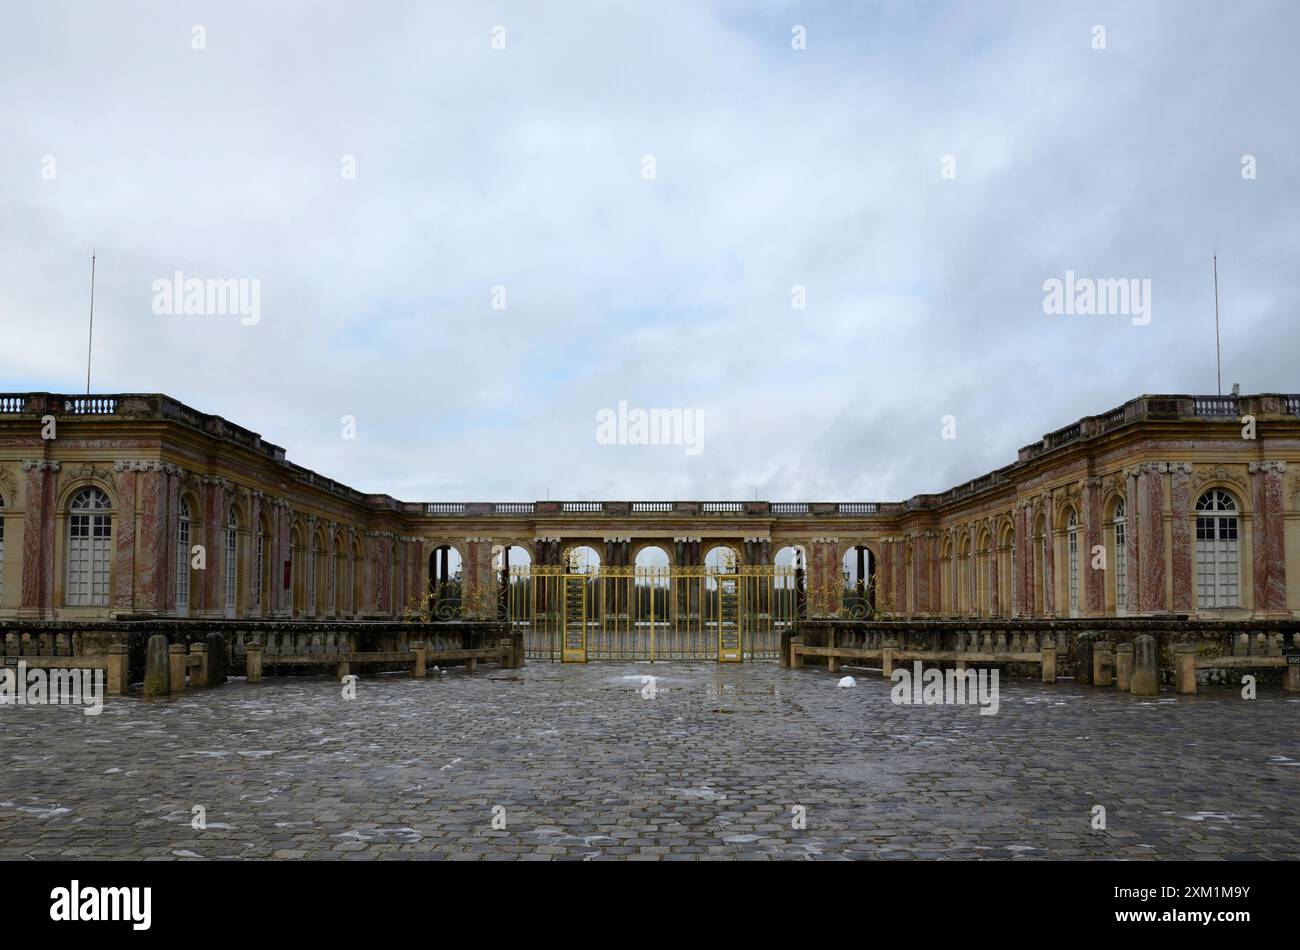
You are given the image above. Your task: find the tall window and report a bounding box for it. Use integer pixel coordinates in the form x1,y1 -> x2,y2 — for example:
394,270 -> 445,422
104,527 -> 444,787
986,536 -> 994,615
254,524 -> 264,612
176,498 -> 191,617
67,488 -> 111,606
1113,499 -> 1127,614
1008,529 -> 1017,615
224,509 -> 238,618
1067,510 -> 1079,617
330,538 -> 339,615
1196,490 -> 1239,607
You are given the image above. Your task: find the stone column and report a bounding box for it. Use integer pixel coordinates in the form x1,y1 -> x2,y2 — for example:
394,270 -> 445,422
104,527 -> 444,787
878,540 -> 893,615
1040,499 -> 1050,616
1137,463 -> 1167,614
112,462 -> 137,612
912,534 -> 930,616
201,476 -> 226,616
1013,503 -> 1029,617
809,538 -> 839,617
1081,477 -> 1103,616
19,460 -> 59,617
1124,466 -> 1141,614
1250,461 -> 1288,616
1170,463 -> 1195,612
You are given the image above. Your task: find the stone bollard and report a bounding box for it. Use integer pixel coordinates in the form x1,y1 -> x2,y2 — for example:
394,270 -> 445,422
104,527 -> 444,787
411,642 -> 427,678
789,636 -> 804,668
106,643 -> 129,696
1130,634 -> 1160,696
190,642 -> 208,689
245,642 -> 263,683
1115,642 -> 1133,692
168,643 -> 188,696
881,638 -> 895,677
1093,642 -> 1114,687
1174,644 -> 1198,695
1041,639 -> 1056,683
510,628 -> 525,669
143,635 -> 171,698
779,629 -> 794,668
1074,635 -> 1094,685
205,632 -> 227,686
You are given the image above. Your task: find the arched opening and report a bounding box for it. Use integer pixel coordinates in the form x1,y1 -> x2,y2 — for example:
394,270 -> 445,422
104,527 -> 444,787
313,527 -> 329,618
352,538 -> 365,616
255,512 -> 271,616
495,544 -> 532,621
563,545 -> 601,574
1196,489 -> 1240,608
841,544 -> 875,617
289,524 -> 305,616
428,544 -> 463,618
1033,513 -> 1048,616
773,545 -> 807,619
998,523 -> 1015,617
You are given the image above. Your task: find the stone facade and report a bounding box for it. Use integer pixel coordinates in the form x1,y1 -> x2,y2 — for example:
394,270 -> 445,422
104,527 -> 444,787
1,391 -> 1298,621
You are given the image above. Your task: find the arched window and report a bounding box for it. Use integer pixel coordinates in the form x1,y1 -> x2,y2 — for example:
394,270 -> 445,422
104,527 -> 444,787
1005,525 -> 1017,615
224,509 -> 238,618
1196,490 -> 1239,607
68,487 -> 112,607
1066,510 -> 1080,618
176,498 -> 192,617
1112,498 -> 1127,614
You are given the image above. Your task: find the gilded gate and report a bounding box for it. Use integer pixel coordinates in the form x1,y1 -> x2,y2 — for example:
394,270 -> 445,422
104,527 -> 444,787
505,564 -> 801,662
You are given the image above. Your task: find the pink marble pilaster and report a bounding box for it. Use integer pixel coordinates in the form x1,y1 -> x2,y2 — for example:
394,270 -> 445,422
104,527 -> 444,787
1138,465 -> 1167,613
1251,461 -> 1288,614
1170,464 -> 1194,612
112,466 -> 137,611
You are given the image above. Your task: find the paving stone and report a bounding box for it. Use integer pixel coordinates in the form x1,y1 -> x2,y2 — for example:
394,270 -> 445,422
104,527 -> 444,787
0,663 -> 1294,860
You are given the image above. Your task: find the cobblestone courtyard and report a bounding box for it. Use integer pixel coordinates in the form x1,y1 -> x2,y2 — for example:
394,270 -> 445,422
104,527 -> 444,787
1,663 -> 1297,860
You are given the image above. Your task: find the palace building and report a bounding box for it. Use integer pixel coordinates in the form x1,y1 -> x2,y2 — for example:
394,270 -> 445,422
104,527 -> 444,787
0,391 -> 1297,637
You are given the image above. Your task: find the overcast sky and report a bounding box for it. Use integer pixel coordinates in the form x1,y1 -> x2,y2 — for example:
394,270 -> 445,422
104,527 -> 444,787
2,1 -> 1295,503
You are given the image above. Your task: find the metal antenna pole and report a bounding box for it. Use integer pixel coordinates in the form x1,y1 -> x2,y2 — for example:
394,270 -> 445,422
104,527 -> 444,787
1213,252 -> 1222,396
85,250 -> 97,394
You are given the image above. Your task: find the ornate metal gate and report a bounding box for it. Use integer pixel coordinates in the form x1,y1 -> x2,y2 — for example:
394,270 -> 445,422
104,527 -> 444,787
507,564 -> 801,662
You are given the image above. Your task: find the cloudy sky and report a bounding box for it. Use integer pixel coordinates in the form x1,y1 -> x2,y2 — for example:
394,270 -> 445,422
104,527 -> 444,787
2,1 -> 1295,503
